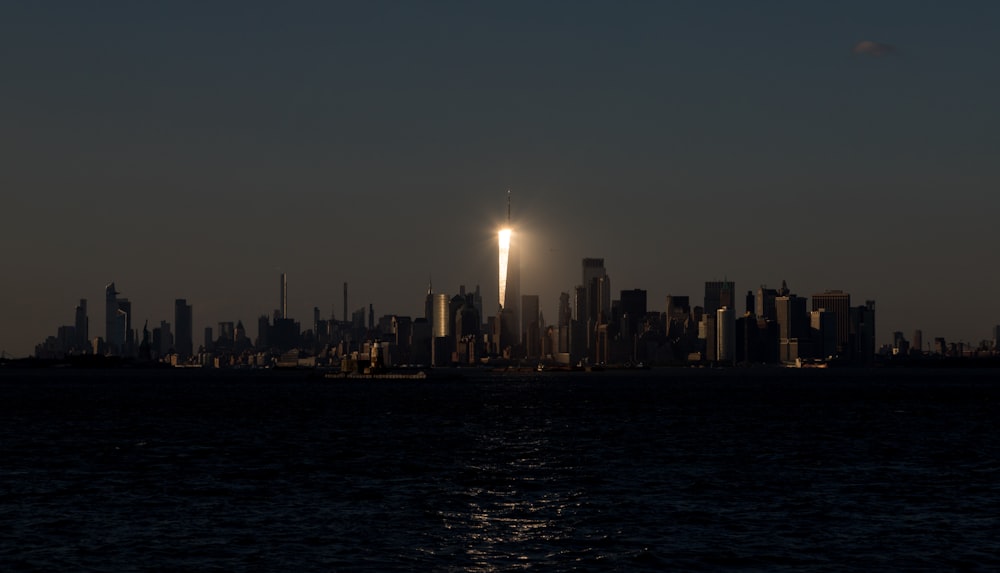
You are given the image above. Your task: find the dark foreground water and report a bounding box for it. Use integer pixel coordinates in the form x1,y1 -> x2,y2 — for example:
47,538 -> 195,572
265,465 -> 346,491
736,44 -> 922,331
1,368 -> 999,572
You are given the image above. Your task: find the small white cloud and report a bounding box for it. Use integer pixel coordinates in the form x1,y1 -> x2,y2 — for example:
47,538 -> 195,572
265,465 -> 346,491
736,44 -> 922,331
852,40 -> 895,57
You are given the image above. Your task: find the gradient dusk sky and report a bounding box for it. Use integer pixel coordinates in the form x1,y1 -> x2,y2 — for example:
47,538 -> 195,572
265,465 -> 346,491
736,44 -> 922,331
2,1 -> 998,357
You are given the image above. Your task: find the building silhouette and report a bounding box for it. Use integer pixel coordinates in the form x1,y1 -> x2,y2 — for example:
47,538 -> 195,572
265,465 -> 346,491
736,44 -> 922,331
74,299 -> 88,352
280,273 -> 288,319
498,192 -> 520,353
521,294 -> 540,359
174,299 -> 193,360
776,293 -> 808,363
704,280 -> 735,316
716,306 -> 735,364
104,283 -> 133,356
812,290 -> 851,355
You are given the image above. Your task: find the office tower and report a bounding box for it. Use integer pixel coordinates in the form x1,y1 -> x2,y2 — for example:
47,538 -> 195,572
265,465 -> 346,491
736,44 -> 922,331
912,329 -> 924,355
620,289 -> 647,320
664,295 -> 690,322
174,299 -> 193,359
755,286 -> 777,322
810,309 -> 836,359
432,293 -> 449,339
73,299 -> 88,351
558,292 -> 572,328
204,327 -> 214,352
156,320 -> 173,357
234,320 -> 250,353
454,299 -> 479,341
581,258 -> 610,326
431,292 -> 451,366
117,297 -> 134,356
620,289 -> 646,339
218,322 -> 235,342
343,282 -> 348,326
521,294 -> 540,359
716,306 -> 735,364
256,315 -> 269,350
892,331 -> 909,355
102,295 -> 133,357
472,285 -> 484,330
573,286 -> 587,322
105,283 -> 123,355
812,290 -> 851,353
424,281 -> 434,322
557,292 -> 571,354
498,192 -> 520,345
851,300 -> 876,362
701,312 -> 717,363
776,295 -> 808,339
704,280 -> 735,316
776,294 -> 808,362
455,296 -> 480,364
392,315 -> 413,355
279,273 -> 288,319
449,294 -> 465,353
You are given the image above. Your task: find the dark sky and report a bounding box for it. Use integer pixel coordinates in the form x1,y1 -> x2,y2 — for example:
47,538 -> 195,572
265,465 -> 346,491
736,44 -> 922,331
2,1 -> 998,357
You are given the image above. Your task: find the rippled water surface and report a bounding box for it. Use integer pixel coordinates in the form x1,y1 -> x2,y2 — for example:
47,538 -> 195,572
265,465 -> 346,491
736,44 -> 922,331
2,368 -> 999,571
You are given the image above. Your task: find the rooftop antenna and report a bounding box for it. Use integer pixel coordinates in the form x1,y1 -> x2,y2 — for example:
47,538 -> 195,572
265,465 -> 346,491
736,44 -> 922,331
507,189 -> 511,223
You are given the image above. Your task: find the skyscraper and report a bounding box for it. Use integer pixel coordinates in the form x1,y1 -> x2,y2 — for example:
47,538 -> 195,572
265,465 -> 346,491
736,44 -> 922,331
104,283 -> 126,356
74,299 -> 88,351
704,280 -> 735,316
280,273 -> 288,319
776,294 -> 808,363
716,306 -> 735,364
581,258 -> 610,326
498,191 -> 520,350
812,290 -> 851,354
521,294 -> 540,359
432,293 -> 450,339
174,299 -> 193,359
620,289 -> 646,342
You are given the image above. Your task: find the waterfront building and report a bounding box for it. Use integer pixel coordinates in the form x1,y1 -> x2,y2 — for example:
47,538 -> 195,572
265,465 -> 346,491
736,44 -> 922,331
810,309 -> 836,359
755,286 -> 777,322
498,191 -> 520,347
74,299 -> 88,352
812,290 -> 851,354
850,300 -> 876,362
280,273 -> 288,319
521,294 -> 540,359
174,299 -> 193,359
620,289 -> 647,337
105,283 -> 125,355
776,294 -> 809,363
716,306 -> 735,364
704,280 -> 735,316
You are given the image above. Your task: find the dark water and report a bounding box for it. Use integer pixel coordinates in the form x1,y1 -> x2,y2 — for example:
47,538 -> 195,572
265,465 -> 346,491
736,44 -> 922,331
1,368 -> 999,571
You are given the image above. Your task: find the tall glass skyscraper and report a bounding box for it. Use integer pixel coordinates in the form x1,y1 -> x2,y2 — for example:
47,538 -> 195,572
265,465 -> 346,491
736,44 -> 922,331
498,191 -> 520,350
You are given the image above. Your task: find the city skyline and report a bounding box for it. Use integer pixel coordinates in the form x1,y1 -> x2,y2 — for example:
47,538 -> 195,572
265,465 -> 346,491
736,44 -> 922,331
20,259 -> 999,362
2,2 -> 999,357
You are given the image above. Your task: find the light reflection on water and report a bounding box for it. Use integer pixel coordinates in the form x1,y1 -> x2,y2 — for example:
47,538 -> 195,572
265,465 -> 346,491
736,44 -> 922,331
3,371 -> 999,572
445,422 -> 583,571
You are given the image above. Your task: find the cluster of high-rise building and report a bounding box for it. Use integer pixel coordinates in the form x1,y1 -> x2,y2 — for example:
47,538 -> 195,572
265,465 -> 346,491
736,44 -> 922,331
29,195 -> 1000,367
